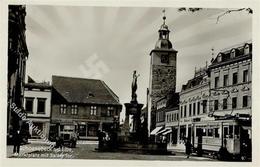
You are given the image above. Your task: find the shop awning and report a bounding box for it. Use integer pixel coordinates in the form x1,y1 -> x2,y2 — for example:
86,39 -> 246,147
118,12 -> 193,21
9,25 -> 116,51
150,126 -> 163,135
242,126 -> 251,130
157,127 -> 171,135
162,129 -> 172,135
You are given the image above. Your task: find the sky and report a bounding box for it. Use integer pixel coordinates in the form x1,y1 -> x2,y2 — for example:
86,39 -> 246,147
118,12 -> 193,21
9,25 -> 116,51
25,6 -> 252,113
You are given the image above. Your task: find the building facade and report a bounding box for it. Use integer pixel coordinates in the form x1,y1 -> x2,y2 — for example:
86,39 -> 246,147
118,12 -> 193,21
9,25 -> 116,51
7,5 -> 29,140
24,80 -> 51,139
208,43 -> 252,118
150,92 -> 179,143
50,76 -> 122,140
179,67 -> 210,142
165,107 -> 179,149
148,14 -> 178,135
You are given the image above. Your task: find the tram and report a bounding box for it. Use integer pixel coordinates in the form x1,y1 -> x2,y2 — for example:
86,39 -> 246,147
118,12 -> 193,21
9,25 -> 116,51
192,114 -> 251,160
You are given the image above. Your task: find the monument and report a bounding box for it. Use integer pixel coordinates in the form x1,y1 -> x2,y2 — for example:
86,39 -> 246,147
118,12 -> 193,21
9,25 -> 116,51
97,70 -> 170,154
116,71 -> 170,154
119,70 -> 144,143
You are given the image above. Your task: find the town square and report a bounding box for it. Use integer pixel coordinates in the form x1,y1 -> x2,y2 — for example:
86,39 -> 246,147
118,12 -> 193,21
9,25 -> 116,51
4,3 -> 253,163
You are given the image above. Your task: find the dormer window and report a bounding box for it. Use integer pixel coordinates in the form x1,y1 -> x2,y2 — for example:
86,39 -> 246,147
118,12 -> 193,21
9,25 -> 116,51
230,49 -> 236,58
217,53 -> 222,62
244,44 -> 250,55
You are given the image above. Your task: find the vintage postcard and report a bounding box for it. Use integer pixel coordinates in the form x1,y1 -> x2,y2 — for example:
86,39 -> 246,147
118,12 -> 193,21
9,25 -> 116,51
0,0 -> 259,167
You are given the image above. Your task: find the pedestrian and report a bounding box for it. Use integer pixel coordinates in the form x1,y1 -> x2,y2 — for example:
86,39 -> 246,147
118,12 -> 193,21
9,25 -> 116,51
13,130 -> 22,156
59,136 -> 64,151
97,130 -> 104,150
55,136 -> 64,151
162,135 -> 167,144
185,138 -> 192,158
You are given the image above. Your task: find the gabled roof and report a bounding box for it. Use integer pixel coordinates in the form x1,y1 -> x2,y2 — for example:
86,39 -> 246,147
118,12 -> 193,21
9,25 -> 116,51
25,82 -> 51,90
52,75 -> 121,105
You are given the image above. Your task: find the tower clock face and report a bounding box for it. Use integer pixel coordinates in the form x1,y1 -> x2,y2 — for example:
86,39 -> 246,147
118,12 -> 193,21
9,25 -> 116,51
161,54 -> 169,64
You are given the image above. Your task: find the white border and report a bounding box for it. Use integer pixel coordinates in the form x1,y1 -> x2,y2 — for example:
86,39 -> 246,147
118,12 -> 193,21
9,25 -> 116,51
1,0 -> 259,167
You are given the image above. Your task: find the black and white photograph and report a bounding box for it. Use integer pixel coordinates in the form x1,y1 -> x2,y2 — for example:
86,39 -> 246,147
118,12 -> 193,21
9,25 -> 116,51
1,0 -> 259,166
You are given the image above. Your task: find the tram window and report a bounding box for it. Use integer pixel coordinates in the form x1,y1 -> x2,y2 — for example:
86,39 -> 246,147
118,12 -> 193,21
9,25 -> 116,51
196,128 -> 199,137
229,125 -> 234,138
234,126 -> 239,139
208,129 -> 213,137
224,127 -> 228,138
202,128 -> 207,136
214,128 -> 220,138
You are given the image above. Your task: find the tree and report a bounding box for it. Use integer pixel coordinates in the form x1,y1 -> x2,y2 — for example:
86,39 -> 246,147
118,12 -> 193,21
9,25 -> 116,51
178,8 -> 253,23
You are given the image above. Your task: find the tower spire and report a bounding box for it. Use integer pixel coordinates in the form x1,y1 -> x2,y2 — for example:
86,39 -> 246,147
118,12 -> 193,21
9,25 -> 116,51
162,9 -> 166,25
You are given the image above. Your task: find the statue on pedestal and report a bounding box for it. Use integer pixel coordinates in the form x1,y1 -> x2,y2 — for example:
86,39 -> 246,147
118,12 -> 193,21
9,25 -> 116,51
131,70 -> 140,103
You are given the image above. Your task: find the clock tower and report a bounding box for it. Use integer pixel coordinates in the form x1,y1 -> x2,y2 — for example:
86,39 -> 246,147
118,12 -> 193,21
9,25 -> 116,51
147,11 -> 177,134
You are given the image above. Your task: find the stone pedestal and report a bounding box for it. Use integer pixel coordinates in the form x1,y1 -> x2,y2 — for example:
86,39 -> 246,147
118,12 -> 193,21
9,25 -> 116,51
118,100 -> 143,142
123,101 -> 143,142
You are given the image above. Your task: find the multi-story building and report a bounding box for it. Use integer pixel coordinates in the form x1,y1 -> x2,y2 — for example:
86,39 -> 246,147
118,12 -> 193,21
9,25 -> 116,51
179,66 -> 210,142
151,92 -> 179,143
148,14 -> 178,135
208,43 -> 252,117
24,79 -> 51,139
165,107 -> 179,149
7,5 -> 29,140
50,75 -> 122,140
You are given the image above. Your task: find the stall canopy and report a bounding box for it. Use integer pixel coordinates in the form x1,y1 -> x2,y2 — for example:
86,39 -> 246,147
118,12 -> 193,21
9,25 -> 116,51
157,127 -> 171,135
162,129 -> 172,135
150,126 -> 163,135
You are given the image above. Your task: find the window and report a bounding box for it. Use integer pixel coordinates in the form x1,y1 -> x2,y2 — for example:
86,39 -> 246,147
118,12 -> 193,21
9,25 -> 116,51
78,125 -> 86,137
232,97 -> 237,109
229,125 -> 233,138
208,128 -> 213,137
107,107 -> 114,116
202,100 -> 207,113
202,128 -> 207,136
197,101 -> 200,115
217,55 -> 222,62
233,72 -> 238,85
243,96 -> 248,107
215,76 -> 219,88
223,74 -> 229,86
234,126 -> 240,139
90,106 -> 97,115
87,123 -> 99,137
231,49 -> 236,58
71,105 -> 78,115
214,100 -> 218,111
244,44 -> 250,55
243,70 -> 249,82
161,54 -> 169,64
25,98 -> 34,113
214,128 -> 220,138
37,98 -> 46,114
223,98 -> 228,110
184,105 -> 187,117
193,103 -> 196,116
196,128 -> 201,137
224,127 -> 228,138
180,106 -> 183,118
189,104 -> 192,116
60,104 -> 67,114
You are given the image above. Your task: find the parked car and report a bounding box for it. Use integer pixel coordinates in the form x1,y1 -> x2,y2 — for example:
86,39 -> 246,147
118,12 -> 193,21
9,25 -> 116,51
60,131 -> 77,148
